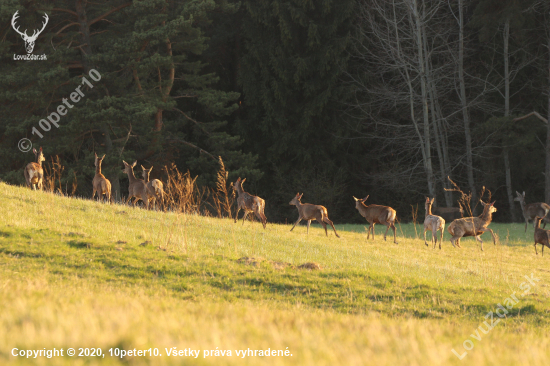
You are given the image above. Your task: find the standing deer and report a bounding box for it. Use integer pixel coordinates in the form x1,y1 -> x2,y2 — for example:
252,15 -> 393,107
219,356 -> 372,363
514,191 -> 550,232
233,178 -> 267,229
533,216 -> 550,256
353,196 -> 397,244
92,153 -> 111,203
448,200 -> 497,251
122,160 -> 149,209
24,147 -> 45,190
141,165 -> 164,210
424,197 -> 445,249
289,193 -> 339,237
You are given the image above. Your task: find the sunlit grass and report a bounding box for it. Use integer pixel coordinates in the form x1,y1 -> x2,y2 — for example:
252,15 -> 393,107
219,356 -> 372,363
1,182 -> 550,365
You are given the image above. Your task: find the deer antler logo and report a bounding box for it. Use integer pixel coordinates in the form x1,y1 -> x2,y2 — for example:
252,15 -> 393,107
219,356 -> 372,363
11,11 -> 49,54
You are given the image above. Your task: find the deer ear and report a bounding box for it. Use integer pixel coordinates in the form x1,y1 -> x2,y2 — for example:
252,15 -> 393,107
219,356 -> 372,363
242,178 -> 246,183
122,160 -> 128,166
141,165 -> 145,170
523,191 -> 525,197
431,198 -> 435,204
33,148 -> 37,154
363,195 -> 369,202
101,154 -> 105,160
298,193 -> 303,199
40,147 -> 42,152
353,196 -> 358,201
132,161 -> 137,167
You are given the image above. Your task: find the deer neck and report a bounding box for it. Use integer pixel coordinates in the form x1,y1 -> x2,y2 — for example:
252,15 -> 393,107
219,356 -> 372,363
127,169 -> 139,183
425,204 -> 433,218
479,206 -> 494,225
95,163 -> 102,176
236,184 -> 245,197
143,171 -> 150,183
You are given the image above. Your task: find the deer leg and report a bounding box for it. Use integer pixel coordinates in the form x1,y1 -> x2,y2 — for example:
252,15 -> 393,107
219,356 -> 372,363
384,224 -> 390,241
307,220 -> 311,235
320,221 -> 329,237
525,220 -> 528,233
475,235 -> 484,251
290,217 -> 302,232
534,243 -> 538,255
543,244 -> 545,257
371,224 -> 376,240
242,211 -> 249,225
324,217 -> 339,238
439,229 -> 443,250
391,223 -> 397,244
234,207 -> 240,223
424,227 -> 428,247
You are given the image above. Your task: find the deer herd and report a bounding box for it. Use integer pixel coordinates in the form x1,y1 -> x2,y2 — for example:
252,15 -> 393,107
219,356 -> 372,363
22,147 -> 550,255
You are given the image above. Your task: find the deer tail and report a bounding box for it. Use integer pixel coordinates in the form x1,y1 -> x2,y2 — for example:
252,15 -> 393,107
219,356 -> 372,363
387,210 -> 396,223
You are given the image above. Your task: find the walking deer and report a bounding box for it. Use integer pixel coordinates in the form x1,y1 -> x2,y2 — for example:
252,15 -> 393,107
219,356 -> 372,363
141,165 -> 164,210
289,193 -> 339,237
424,197 -> 445,249
533,216 -> 550,256
448,200 -> 497,251
122,160 -> 149,209
24,147 -> 45,190
353,196 -> 397,244
92,153 -> 112,203
233,178 -> 267,228
514,191 -> 550,232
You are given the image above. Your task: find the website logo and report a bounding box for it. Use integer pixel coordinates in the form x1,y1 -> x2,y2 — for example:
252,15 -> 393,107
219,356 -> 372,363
12,11 -> 48,60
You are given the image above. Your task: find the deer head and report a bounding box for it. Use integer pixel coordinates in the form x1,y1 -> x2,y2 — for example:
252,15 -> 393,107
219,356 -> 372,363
353,195 -> 369,210
289,193 -> 303,206
12,11 -> 49,54
33,147 -> 45,165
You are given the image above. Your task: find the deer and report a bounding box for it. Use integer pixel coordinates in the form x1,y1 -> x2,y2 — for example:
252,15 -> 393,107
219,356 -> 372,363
232,178 -> 267,229
141,165 -> 164,210
448,200 -> 497,251
11,11 -> 48,54
122,160 -> 149,209
24,147 -> 45,190
514,191 -> 550,232
424,197 -> 445,249
92,153 -> 112,203
289,193 -> 339,237
353,196 -> 397,244
533,216 -> 550,256
431,200 -> 463,223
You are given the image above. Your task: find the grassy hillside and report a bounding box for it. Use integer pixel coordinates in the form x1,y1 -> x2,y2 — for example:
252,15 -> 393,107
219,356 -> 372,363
1,181 -> 550,365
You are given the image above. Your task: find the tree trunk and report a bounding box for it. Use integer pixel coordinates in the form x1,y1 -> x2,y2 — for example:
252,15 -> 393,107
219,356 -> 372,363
546,31 -> 550,204
412,0 -> 435,198
503,19 -> 517,221
76,0 -> 119,200
457,0 -> 477,213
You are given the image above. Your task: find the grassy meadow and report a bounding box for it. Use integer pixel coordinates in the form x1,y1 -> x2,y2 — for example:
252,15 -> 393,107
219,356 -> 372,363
1,181 -> 550,365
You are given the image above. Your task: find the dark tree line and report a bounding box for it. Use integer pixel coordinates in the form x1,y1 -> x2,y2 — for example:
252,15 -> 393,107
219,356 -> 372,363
1,0 -> 549,223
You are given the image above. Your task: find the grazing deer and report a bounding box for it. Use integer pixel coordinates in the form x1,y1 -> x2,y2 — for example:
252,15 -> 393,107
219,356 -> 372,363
533,216 -> 550,256
431,202 -> 463,223
232,178 -> 267,229
122,160 -> 149,209
514,191 -> 550,232
448,200 -> 497,251
353,196 -> 397,244
24,147 -> 45,190
424,197 -> 445,249
92,153 -> 112,203
141,165 -> 164,210
289,193 -> 339,237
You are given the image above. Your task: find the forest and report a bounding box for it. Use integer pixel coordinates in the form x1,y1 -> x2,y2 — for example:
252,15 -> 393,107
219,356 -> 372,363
1,0 -> 549,224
